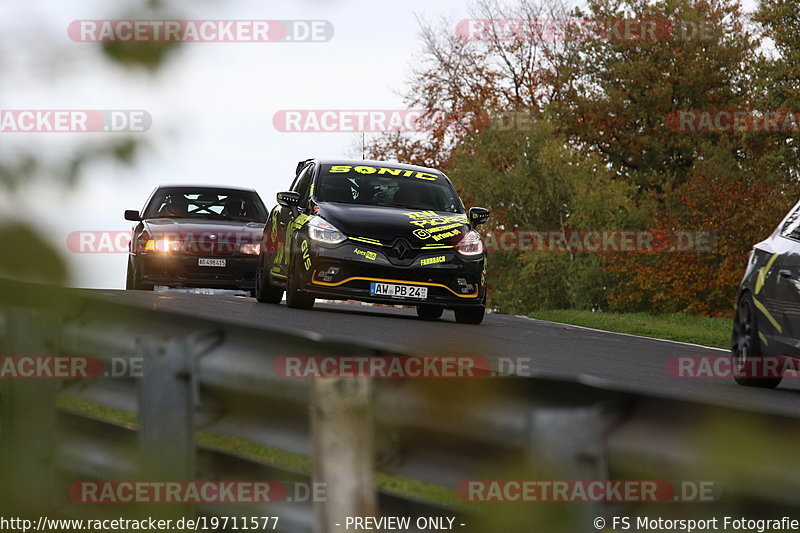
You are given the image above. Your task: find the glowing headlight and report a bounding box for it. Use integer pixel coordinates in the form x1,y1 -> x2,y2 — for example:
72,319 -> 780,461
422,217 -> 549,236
307,216 -> 346,244
455,230 -> 484,256
240,243 -> 260,255
144,239 -> 181,252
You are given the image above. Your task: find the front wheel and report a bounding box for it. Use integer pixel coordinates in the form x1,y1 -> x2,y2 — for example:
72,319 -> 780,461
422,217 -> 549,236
255,255 -> 284,304
285,257 -> 315,310
454,305 -> 485,325
126,257 -> 152,291
731,292 -> 782,388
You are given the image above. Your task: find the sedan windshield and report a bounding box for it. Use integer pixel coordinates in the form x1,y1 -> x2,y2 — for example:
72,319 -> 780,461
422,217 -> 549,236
144,189 -> 267,222
315,164 -> 463,213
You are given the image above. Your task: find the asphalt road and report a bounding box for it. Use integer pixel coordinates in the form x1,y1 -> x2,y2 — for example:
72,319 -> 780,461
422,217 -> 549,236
85,288 -> 800,417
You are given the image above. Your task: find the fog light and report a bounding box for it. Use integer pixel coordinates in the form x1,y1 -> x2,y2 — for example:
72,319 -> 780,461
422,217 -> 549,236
456,278 -> 467,286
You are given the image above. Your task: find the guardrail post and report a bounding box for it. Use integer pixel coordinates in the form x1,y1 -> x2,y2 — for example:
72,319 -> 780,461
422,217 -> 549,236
528,403 -> 610,533
311,377 -> 377,533
0,308 -> 57,516
138,335 -> 196,516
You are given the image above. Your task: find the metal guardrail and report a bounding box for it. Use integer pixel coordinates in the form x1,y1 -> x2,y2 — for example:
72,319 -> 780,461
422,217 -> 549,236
2,280 -> 800,533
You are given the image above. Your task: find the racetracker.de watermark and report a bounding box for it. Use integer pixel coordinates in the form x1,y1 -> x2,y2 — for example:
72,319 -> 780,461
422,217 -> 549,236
273,109 -> 480,133
457,480 -> 717,502
273,109 -> 544,133
0,110 -> 151,133
0,356 -> 142,378
68,20 -> 333,42
482,230 -> 716,253
70,481 -> 288,504
274,355 -> 491,378
668,110 -> 800,133
456,18 -> 715,42
667,355 -> 800,379
66,230 -> 263,254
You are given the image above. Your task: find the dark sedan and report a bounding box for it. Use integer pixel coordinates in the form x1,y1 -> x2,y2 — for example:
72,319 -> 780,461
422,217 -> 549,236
125,185 -> 267,293
732,199 -> 800,388
254,159 -> 490,324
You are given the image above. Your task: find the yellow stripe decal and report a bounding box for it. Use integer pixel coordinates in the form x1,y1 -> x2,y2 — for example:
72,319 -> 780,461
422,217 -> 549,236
349,237 -> 382,245
755,253 -> 778,295
753,296 -> 782,334
311,273 -> 478,298
758,332 -> 768,346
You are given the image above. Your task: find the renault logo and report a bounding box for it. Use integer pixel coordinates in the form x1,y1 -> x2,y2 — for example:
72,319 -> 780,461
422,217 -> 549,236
392,238 -> 411,258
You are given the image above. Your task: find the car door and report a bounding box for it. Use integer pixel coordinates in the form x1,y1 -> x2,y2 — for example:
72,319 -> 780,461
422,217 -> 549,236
272,162 -> 314,277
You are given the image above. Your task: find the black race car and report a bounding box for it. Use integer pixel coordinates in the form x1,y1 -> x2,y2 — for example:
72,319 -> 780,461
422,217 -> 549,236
125,185 -> 267,293
254,159 -> 490,324
732,199 -> 800,388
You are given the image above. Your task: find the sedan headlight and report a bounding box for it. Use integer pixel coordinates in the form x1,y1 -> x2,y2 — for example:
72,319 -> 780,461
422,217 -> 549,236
307,216 -> 346,244
455,230 -> 484,256
240,243 -> 261,255
144,238 -> 182,252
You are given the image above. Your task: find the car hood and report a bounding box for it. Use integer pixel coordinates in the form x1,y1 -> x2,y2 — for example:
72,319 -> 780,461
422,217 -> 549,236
315,202 -> 469,244
141,218 -> 264,240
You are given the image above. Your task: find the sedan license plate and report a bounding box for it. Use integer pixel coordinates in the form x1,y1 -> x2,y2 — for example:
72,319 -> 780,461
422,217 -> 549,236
198,258 -> 226,267
370,282 -> 428,299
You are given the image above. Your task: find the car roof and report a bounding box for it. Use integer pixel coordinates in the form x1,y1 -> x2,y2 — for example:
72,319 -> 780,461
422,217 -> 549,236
155,184 -> 258,193
310,158 -> 445,176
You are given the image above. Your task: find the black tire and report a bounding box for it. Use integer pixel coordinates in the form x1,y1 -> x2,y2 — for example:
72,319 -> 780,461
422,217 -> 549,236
255,254 -> 284,304
126,257 -> 152,291
454,305 -> 485,325
285,255 -> 315,310
417,305 -> 444,320
732,292 -> 782,388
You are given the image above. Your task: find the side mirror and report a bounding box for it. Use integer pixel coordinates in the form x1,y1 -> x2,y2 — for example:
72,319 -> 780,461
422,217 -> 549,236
469,207 -> 490,228
277,191 -> 301,208
124,209 -> 141,221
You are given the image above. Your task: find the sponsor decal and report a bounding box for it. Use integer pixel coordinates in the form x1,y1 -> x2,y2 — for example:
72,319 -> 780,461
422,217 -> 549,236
328,165 -> 439,181
354,248 -> 377,260
301,240 -> 311,270
420,256 -> 446,266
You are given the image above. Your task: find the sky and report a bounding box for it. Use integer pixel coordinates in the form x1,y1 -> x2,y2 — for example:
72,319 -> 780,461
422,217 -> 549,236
0,0 -> 759,289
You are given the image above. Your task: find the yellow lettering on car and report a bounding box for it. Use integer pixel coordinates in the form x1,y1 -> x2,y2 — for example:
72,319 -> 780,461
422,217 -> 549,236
414,172 -> 438,181
301,240 -> 311,270
354,248 -> 377,260
378,168 -> 402,176
329,165 -> 440,181
420,256 -> 446,266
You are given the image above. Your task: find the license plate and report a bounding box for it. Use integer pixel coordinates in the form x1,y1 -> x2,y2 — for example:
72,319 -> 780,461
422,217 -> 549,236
370,282 -> 428,299
198,258 -> 226,267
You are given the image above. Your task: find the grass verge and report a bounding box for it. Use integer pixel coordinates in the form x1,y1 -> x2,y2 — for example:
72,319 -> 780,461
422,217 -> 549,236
527,310 -> 731,349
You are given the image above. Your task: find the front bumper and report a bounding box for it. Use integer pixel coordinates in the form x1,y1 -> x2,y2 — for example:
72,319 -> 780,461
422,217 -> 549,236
297,240 -> 486,307
137,253 -> 258,290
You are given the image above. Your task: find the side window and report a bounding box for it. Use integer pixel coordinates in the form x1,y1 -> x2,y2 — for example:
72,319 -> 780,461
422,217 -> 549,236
781,205 -> 800,241
294,164 -> 315,207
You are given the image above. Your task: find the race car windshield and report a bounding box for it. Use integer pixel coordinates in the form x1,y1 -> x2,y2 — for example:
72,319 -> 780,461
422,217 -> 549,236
315,164 -> 463,213
143,189 -> 267,222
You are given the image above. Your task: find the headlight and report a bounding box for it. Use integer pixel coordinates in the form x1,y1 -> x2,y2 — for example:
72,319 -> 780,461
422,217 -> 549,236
455,230 -> 484,256
144,239 -> 181,252
240,243 -> 261,255
307,216 -> 346,244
